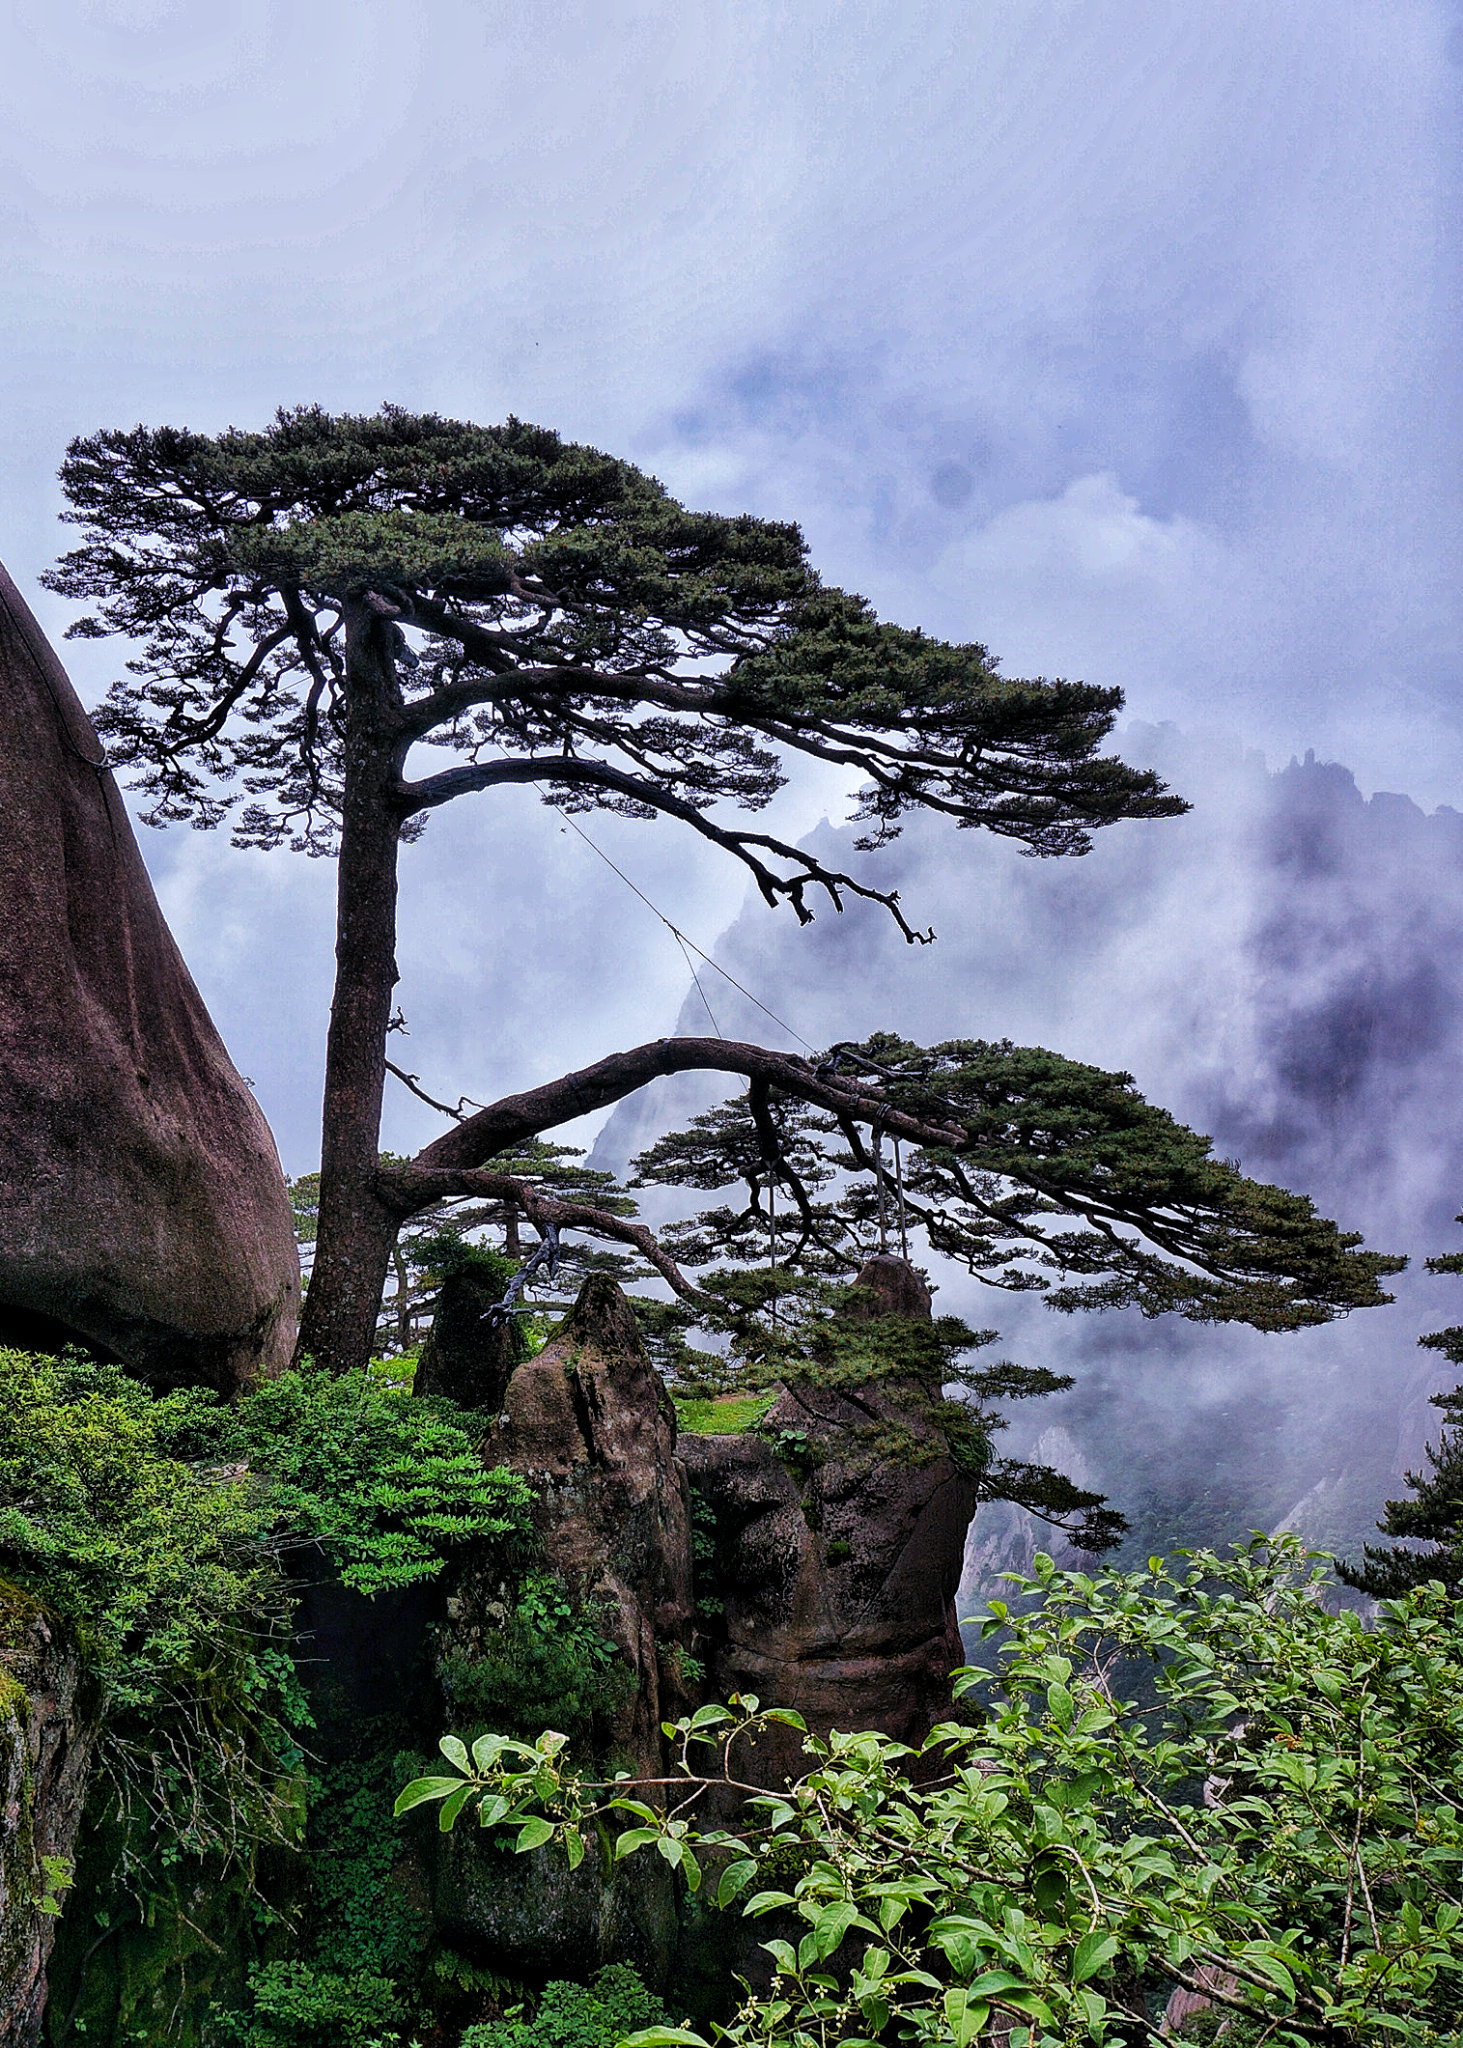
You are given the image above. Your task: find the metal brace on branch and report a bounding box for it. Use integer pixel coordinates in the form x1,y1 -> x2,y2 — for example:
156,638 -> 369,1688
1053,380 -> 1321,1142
482,1220 -> 562,1328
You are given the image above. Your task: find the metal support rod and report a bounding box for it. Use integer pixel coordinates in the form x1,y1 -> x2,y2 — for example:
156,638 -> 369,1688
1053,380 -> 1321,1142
893,1135 -> 909,1261
873,1121 -> 888,1253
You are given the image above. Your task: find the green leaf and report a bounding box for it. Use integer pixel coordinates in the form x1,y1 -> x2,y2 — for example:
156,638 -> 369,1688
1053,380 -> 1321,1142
745,1890 -> 797,1916
439,1734 -> 470,1772
813,1900 -> 859,1960
438,1782 -> 473,1832
615,1827 -> 661,1859
1241,1948 -> 1296,1997
609,1799 -> 661,1824
718,1857 -> 758,1908
393,1775 -> 461,1815
966,1971 -> 1031,1999
938,1931 -> 978,1978
564,1826 -> 585,1871
1071,1931 -> 1119,1985
515,1815 -> 554,1853
944,1987 -> 990,2047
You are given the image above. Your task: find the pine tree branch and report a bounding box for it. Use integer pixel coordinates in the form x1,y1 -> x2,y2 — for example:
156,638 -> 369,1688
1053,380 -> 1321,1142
386,1165 -> 717,1306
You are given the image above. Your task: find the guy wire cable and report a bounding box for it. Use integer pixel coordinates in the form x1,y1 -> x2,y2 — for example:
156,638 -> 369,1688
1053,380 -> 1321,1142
554,804 -> 920,1272
554,806 -> 816,1055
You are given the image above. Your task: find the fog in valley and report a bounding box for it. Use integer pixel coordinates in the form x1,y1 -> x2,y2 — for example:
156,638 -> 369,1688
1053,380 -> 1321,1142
593,722 -> 1463,1608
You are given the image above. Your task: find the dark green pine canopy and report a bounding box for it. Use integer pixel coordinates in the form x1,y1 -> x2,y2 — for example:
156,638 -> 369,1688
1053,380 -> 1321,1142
1343,1226 -> 1463,1597
46,404 -> 1184,933
629,1034 -> 1406,1333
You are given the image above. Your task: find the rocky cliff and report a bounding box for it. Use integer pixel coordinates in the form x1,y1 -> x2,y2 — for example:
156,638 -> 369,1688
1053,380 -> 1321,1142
0,561 -> 299,1392
0,1587 -> 101,2048
682,1255 -> 976,1784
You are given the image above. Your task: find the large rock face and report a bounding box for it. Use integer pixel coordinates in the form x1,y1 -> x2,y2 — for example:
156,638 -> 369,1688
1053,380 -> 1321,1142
682,1256 -> 976,1785
0,562 -> 299,1390
0,1586 -> 102,2048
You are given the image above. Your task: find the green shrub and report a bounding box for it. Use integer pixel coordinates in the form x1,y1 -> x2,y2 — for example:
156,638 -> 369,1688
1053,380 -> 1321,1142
0,1347 -> 534,1691
417,1535 -> 1463,2048
0,1347 -> 533,1884
441,1573 -> 634,1748
0,1348 -> 303,1875
461,1964 -> 666,2048
0,1349 -> 280,1710
215,1960 -> 403,2048
160,1361 -> 536,1596
305,1753 -> 435,1982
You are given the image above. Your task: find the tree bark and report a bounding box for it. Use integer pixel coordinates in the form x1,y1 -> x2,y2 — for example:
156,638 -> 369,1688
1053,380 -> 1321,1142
295,602 -> 409,1373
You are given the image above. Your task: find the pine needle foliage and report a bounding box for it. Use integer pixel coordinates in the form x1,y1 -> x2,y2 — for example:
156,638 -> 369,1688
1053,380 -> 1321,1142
627,1035 -> 1402,1553
44,405 -> 1183,877
1344,1215 -> 1463,1599
633,1036 -> 1403,1332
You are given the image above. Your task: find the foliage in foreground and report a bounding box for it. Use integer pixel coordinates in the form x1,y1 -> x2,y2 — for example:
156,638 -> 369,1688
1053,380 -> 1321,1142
401,1536 -> 1463,2048
0,1348 -> 531,1872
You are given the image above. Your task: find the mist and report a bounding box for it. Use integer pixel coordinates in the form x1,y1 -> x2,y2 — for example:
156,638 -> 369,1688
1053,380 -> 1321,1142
593,722 -> 1463,1591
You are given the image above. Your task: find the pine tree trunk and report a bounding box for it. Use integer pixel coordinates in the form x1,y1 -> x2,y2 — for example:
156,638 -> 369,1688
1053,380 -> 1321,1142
295,603 -> 408,1373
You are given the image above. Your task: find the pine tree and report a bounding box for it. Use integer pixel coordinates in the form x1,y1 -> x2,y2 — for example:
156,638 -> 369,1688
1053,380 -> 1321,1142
1343,1218 -> 1463,1598
46,406 -> 1398,1376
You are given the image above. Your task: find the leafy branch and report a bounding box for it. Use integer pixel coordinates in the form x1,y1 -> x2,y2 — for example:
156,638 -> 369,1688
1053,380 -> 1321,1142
394,1537 -> 1463,2048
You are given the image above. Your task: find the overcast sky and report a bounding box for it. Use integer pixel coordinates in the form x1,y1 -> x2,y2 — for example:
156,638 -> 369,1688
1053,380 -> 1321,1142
3,0 -> 1462,1177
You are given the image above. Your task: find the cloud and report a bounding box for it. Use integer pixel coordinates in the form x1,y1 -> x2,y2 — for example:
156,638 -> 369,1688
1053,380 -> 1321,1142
594,724 -> 1463,1572
930,471 -> 1230,682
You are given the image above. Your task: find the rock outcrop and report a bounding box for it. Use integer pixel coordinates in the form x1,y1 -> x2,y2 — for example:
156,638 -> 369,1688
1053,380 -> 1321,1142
430,1275 -> 695,1979
477,1272 -> 696,1764
682,1256 -> 976,1783
414,1270 -> 520,1413
0,1586 -> 102,2048
0,562 -> 299,1391
421,1261 -> 977,1988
